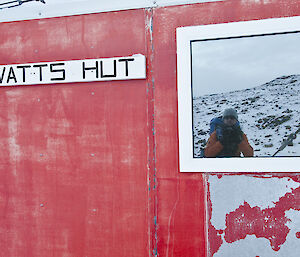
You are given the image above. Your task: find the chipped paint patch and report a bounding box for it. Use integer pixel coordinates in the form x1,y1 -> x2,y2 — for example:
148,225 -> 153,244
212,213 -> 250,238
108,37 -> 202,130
213,210 -> 300,257
208,175 -> 300,256
209,176 -> 300,229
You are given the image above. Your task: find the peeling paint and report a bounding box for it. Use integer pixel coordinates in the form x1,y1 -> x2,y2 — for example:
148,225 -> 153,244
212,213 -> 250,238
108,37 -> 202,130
208,175 -> 300,256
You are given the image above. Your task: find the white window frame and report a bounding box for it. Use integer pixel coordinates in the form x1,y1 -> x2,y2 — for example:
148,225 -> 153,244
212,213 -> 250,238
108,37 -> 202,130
176,16 -> 300,172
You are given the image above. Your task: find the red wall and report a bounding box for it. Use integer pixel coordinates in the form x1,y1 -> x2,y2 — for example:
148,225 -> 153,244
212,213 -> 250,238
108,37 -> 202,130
0,0 -> 300,256
0,10 -> 151,257
151,1 -> 300,256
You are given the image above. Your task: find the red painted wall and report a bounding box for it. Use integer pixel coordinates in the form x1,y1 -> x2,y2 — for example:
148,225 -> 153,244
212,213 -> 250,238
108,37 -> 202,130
0,10 -> 151,257
151,1 -> 300,257
0,1 -> 300,256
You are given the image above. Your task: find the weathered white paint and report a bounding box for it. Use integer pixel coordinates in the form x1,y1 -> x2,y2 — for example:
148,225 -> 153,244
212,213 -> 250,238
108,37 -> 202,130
0,0 -> 223,23
214,229 -> 300,257
209,175 -> 300,229
209,175 -> 300,256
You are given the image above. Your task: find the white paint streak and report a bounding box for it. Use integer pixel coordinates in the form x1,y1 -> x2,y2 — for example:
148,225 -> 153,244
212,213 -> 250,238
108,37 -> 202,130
0,35 -> 23,61
6,93 -> 21,176
166,179 -> 180,257
242,0 -> 271,3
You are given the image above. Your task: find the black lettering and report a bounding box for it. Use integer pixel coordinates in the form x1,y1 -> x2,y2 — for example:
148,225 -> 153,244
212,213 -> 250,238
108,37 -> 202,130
0,67 -> 5,83
50,63 -> 66,81
118,58 -> 134,77
82,61 -> 99,79
17,65 -> 31,83
100,60 -> 117,78
33,64 -> 48,81
7,67 -> 17,84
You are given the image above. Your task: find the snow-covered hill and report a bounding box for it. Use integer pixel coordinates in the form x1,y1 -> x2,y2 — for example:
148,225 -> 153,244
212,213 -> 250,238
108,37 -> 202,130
193,74 -> 300,157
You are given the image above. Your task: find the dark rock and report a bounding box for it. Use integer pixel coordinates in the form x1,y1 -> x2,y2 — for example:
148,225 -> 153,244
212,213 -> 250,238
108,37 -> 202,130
264,144 -> 273,148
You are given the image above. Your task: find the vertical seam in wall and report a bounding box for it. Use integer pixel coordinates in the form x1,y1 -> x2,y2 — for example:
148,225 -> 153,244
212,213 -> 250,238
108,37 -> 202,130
203,174 -> 210,257
145,7 -> 158,257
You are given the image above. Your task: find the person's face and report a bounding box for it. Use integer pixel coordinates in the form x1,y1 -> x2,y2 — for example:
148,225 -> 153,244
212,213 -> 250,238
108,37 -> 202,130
223,116 -> 237,126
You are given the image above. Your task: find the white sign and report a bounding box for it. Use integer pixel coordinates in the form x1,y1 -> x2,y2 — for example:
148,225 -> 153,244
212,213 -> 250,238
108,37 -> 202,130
0,54 -> 146,86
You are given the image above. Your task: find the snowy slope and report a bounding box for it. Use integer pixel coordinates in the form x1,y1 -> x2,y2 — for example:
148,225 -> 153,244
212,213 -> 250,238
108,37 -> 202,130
193,74 -> 300,157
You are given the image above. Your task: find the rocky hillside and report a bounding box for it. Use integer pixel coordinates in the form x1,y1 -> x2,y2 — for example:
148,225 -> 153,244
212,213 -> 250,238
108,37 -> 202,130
193,75 -> 300,157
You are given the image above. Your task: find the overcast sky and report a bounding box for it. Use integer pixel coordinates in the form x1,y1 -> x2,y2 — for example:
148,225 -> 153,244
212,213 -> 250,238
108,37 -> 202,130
192,32 -> 300,97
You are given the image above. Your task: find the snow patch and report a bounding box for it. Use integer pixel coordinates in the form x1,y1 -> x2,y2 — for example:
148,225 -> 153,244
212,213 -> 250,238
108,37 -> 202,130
194,75 -> 300,157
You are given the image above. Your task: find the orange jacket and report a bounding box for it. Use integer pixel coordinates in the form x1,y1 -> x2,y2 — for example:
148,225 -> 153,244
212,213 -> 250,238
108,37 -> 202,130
204,131 -> 254,157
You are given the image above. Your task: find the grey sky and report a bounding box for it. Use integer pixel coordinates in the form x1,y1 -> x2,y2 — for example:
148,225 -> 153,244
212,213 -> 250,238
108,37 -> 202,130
192,32 -> 300,97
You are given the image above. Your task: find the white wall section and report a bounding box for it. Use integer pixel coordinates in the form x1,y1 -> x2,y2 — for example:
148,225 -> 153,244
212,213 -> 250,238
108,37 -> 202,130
0,0 -> 223,23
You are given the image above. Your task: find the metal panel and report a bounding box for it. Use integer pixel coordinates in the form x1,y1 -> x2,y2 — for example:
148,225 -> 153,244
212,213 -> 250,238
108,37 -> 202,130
151,1 -> 300,257
0,9 -> 151,257
151,4 -> 210,257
